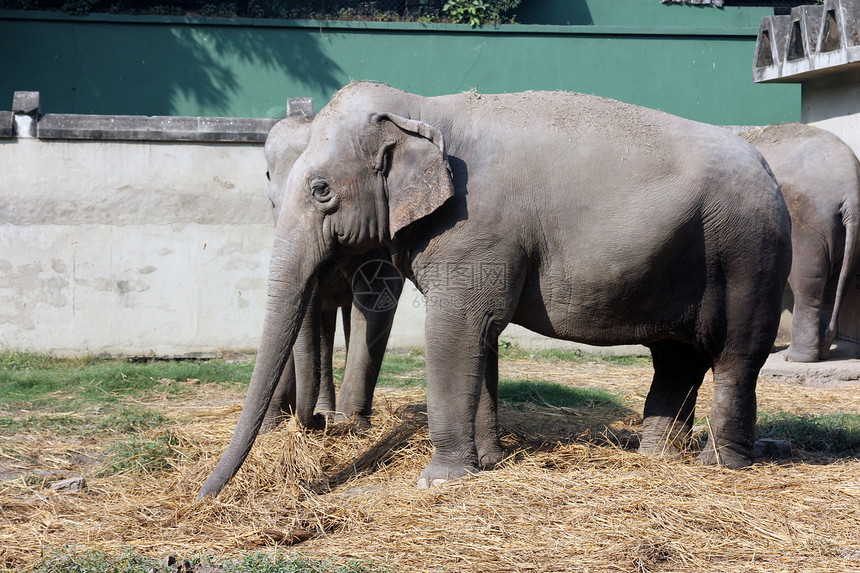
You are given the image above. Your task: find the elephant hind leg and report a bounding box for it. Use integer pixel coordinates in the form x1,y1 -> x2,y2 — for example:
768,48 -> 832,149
696,356 -> 759,468
785,232 -> 830,362
640,341 -> 709,460
817,270 -> 841,360
786,290 -> 824,363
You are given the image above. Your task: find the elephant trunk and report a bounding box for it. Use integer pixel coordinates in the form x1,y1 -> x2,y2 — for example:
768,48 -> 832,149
198,228 -> 322,498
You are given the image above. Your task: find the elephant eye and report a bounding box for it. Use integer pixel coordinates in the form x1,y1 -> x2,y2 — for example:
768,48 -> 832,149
310,179 -> 335,203
265,170 -> 270,181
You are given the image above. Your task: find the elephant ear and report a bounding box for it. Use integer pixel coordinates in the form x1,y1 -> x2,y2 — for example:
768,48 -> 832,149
373,113 -> 455,238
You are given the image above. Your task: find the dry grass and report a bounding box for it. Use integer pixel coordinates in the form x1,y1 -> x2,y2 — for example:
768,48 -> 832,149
1,358 -> 859,572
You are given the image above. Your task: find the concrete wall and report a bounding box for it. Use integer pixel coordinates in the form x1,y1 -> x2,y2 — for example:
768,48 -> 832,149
803,69 -> 860,158
1,125 -> 275,357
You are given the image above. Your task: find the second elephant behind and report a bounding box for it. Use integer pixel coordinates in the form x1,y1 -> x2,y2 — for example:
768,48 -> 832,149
260,115 -> 404,432
742,124 -> 860,363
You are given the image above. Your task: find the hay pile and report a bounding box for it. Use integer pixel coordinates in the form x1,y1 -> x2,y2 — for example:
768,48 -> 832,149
1,360 -> 859,572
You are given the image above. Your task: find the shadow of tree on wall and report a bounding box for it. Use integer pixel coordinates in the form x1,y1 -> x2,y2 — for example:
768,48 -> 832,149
2,19 -> 344,117
166,25 -> 345,116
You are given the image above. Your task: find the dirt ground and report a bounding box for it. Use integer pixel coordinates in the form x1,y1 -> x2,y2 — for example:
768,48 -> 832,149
1,352 -> 859,572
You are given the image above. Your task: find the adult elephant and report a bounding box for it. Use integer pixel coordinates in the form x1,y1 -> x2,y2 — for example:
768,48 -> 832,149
259,115 -> 404,432
198,83 -> 791,497
741,124 -> 860,363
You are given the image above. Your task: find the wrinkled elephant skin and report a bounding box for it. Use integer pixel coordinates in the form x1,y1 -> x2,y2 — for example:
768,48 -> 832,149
198,83 -> 791,498
743,124 -> 860,363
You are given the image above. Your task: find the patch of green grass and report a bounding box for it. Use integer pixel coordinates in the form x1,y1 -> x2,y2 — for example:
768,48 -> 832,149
371,351 -> 427,388
0,405 -> 167,437
757,411 -> 860,457
498,379 -> 623,410
0,352 -> 252,401
30,548 -> 156,573
98,429 -> 185,476
29,548 -> 387,573
497,342 -> 652,366
0,352 -> 253,435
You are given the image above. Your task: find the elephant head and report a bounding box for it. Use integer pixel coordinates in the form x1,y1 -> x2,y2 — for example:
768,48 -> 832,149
198,85 -> 454,497
264,114 -> 313,217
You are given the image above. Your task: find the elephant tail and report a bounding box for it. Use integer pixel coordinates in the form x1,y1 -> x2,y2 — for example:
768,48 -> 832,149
825,205 -> 860,347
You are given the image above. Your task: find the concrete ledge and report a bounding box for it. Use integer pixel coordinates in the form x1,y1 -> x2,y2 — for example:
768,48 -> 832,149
36,114 -> 280,143
0,111 -> 13,138
754,0 -> 860,83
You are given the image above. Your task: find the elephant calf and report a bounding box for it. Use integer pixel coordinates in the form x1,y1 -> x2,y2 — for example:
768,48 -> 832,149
742,124 -> 860,363
259,116 -> 403,432
199,83 -> 791,498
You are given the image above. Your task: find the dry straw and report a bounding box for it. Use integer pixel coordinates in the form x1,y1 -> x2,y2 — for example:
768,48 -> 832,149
1,360 -> 858,572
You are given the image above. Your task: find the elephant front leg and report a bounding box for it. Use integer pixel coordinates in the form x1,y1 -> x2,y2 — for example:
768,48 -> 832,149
293,283 -> 326,430
640,341 -> 708,460
260,354 -> 296,433
418,306 -> 488,489
336,273 -> 402,426
315,305 -> 339,417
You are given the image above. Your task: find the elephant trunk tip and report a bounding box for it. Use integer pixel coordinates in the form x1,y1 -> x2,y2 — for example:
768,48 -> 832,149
196,484 -> 221,500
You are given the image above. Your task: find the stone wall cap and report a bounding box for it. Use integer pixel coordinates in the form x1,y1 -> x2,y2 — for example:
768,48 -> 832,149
12,91 -> 40,115
36,114 -> 280,142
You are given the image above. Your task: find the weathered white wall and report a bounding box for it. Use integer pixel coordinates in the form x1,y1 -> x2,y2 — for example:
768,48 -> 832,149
803,70 -> 860,159
1,137 -> 276,356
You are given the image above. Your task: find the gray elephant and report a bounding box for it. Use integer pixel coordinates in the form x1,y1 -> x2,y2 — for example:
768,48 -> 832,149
741,124 -> 860,363
198,82 -> 791,497
259,115 -> 404,432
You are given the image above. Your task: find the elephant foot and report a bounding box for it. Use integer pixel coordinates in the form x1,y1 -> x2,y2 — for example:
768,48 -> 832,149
416,459 -> 479,489
638,416 -> 692,461
637,442 -> 684,461
785,344 -> 819,363
696,437 -> 753,469
298,412 -> 327,431
330,411 -> 372,430
477,444 -> 506,469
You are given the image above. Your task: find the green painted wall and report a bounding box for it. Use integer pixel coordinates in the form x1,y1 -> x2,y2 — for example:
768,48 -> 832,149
514,0 -> 773,27
0,1 -> 800,125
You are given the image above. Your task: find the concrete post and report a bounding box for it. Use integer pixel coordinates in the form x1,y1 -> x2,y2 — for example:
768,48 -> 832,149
12,91 -> 40,138
287,97 -> 314,117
